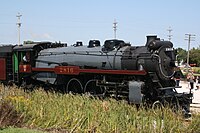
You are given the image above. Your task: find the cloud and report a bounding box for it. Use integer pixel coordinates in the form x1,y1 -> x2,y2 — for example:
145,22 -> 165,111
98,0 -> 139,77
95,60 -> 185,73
30,32 -> 53,40
43,33 -> 51,39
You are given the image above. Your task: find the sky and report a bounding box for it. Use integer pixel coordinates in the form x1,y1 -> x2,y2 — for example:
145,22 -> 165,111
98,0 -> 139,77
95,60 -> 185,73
0,0 -> 200,50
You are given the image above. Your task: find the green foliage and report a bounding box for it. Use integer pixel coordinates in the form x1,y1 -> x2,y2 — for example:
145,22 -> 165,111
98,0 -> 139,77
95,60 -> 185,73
181,67 -> 200,77
176,47 -> 200,66
190,48 -> 200,66
0,84 -> 200,132
192,67 -> 200,74
176,48 -> 187,63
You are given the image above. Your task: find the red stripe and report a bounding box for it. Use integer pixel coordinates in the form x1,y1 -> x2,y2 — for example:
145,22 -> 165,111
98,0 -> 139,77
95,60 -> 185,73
32,66 -> 146,75
32,67 -> 55,72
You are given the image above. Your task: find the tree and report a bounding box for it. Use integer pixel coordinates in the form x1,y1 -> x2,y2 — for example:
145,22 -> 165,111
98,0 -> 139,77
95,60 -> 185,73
176,48 -> 187,65
176,45 -> 200,67
189,47 -> 200,67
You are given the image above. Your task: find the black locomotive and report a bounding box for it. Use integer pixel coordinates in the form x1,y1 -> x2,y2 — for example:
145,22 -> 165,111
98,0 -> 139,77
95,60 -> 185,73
0,35 -> 192,116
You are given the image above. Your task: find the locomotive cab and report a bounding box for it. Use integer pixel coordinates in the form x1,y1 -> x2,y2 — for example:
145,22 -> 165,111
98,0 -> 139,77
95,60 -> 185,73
13,42 -> 54,83
12,41 -> 67,85
13,44 -> 38,83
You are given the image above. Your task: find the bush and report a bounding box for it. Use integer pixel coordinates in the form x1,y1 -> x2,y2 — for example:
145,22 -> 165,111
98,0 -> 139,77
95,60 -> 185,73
0,101 -> 24,128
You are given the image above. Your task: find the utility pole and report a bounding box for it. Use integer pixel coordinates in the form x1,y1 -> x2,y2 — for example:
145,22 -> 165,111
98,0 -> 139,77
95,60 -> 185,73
167,26 -> 173,41
185,34 -> 195,73
16,13 -> 22,45
113,19 -> 117,39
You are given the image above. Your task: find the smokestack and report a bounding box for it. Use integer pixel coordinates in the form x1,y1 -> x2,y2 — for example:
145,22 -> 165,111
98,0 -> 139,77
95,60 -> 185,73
145,35 -> 157,46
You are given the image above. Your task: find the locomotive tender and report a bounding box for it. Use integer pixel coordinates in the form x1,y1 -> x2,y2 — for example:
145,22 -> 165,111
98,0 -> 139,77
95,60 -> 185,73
0,35 -> 192,115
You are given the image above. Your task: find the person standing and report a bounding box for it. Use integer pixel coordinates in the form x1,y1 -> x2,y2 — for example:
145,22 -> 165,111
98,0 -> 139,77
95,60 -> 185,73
196,76 -> 200,90
187,73 -> 195,89
189,73 -> 195,89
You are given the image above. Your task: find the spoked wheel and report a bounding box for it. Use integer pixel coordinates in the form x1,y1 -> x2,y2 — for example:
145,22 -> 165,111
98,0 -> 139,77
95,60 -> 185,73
66,78 -> 83,94
84,79 -> 105,96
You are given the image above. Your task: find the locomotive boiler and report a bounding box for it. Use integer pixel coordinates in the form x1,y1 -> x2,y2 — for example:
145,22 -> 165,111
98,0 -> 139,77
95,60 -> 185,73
36,36 -> 175,81
0,35 -> 192,116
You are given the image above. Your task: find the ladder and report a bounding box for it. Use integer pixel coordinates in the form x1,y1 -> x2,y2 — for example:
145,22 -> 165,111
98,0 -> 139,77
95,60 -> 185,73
6,53 -> 13,81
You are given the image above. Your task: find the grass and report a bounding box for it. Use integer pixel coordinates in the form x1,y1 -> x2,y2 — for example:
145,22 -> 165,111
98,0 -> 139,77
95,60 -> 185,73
1,84 -> 200,132
0,127 -> 45,133
181,67 -> 200,77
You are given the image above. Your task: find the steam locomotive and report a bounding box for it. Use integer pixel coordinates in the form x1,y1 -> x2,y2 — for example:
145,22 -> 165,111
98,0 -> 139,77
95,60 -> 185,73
0,35 -> 192,115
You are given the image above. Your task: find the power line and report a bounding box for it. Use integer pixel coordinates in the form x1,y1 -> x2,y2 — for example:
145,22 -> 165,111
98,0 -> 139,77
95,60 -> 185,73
185,33 -> 195,73
16,12 -> 22,45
